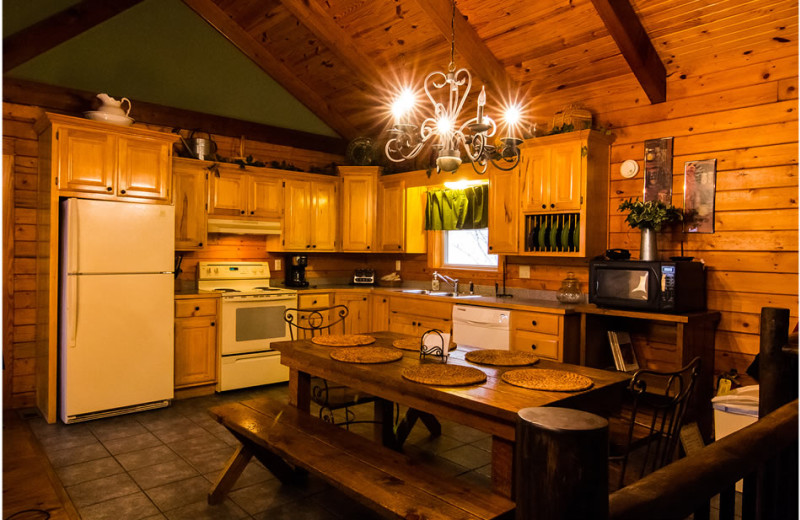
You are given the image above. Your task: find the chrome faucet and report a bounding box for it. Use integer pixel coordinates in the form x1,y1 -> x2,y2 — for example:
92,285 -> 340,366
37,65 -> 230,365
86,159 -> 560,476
432,271 -> 459,295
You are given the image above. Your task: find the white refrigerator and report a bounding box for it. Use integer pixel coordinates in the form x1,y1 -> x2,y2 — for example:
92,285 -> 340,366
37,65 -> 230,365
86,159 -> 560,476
60,198 -> 175,423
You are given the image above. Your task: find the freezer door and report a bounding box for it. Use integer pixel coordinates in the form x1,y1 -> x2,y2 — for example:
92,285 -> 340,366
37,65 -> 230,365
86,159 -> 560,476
61,198 -> 174,274
60,273 -> 174,421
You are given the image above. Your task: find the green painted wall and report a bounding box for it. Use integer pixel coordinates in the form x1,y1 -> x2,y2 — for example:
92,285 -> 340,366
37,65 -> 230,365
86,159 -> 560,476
4,0 -> 339,137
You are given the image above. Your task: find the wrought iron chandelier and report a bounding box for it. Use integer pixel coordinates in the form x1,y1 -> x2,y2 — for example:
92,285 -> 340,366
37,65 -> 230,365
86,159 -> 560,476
384,0 -> 523,174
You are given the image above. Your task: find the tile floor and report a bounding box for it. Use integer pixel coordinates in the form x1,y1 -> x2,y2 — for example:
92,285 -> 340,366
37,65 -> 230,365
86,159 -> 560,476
26,383 -> 494,520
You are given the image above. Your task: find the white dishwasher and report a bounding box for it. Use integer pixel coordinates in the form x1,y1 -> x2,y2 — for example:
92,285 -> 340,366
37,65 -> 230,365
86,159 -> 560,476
452,305 -> 511,350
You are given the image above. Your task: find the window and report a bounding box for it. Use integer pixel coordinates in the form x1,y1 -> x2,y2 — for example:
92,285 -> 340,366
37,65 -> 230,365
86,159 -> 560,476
443,228 -> 498,268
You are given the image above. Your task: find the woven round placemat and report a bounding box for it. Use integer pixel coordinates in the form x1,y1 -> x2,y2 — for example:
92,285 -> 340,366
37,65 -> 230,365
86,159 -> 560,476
402,364 -> 486,386
501,369 -> 593,392
311,334 -> 376,347
465,349 -> 540,367
330,346 -> 404,364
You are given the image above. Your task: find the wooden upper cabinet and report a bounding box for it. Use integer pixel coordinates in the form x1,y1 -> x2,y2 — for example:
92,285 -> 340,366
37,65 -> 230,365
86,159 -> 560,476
209,169 -> 247,217
377,178 -> 405,252
117,136 -> 171,200
340,167 -> 378,252
173,159 -> 207,251
520,136 -> 583,213
549,142 -> 582,211
208,166 -> 283,218
283,178 -> 337,251
41,113 -> 176,203
488,165 -> 519,254
249,176 -> 283,219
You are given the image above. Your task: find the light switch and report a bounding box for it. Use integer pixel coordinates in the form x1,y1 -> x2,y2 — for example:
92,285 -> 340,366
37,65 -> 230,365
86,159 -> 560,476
519,265 -> 530,279
395,260 -> 401,271
275,259 -> 281,271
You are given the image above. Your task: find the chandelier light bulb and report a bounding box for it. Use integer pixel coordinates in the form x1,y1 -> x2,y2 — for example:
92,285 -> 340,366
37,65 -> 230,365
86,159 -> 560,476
391,89 -> 416,123
437,115 -> 455,136
504,104 -> 522,127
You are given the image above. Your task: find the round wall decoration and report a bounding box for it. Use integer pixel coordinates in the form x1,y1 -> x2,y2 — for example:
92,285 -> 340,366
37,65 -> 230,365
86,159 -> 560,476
620,159 -> 640,178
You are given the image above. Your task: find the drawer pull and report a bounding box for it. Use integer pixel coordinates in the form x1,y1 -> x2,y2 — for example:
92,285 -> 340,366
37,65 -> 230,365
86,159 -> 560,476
210,322 -> 215,326
531,320 -> 537,326
412,321 -> 417,326
120,189 -> 127,194
195,306 -> 200,311
240,210 -> 245,214
531,344 -> 537,350
107,187 -> 113,192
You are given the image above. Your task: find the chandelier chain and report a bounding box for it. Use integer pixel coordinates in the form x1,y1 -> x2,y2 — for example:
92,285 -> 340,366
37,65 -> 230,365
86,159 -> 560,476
449,0 -> 456,72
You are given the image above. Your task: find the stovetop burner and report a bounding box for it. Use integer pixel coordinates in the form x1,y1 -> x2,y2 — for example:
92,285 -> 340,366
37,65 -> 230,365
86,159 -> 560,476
215,288 -> 237,293
253,286 -> 280,291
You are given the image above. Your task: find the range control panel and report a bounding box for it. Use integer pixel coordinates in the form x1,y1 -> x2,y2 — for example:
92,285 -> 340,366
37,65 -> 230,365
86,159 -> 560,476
197,261 -> 270,280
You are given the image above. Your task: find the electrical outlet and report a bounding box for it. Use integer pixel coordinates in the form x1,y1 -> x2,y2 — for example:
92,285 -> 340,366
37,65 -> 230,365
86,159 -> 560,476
395,260 -> 401,271
519,265 -> 530,279
275,259 -> 281,271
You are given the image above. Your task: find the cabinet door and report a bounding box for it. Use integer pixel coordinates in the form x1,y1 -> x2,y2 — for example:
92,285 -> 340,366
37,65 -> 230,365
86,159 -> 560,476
342,174 -> 376,251
549,142 -> 582,210
209,170 -> 247,217
334,292 -> 371,334
488,166 -> 519,253
284,180 -> 311,250
174,316 -> 217,388
249,175 -> 283,218
311,181 -> 337,251
370,294 -> 390,332
57,126 -> 115,194
519,147 -> 549,211
378,179 -> 405,252
117,137 -> 171,201
405,186 -> 427,254
388,313 -> 419,335
174,165 -> 207,250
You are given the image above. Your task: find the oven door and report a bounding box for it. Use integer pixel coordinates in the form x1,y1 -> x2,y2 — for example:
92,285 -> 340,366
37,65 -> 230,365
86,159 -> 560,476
220,295 -> 297,355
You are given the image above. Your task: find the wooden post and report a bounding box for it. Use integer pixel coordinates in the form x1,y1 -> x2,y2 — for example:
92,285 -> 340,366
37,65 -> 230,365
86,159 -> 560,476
757,307 -> 798,520
515,407 -> 609,520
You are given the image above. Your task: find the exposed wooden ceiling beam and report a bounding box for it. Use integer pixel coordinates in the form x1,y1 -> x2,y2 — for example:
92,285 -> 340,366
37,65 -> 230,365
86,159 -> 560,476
3,78 -> 348,155
589,0 -> 667,104
181,0 -> 358,140
411,0 -> 515,94
277,0 -> 383,88
3,0 -> 145,73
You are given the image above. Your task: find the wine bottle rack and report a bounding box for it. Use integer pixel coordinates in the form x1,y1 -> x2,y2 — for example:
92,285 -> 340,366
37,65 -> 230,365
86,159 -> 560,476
523,213 -> 580,253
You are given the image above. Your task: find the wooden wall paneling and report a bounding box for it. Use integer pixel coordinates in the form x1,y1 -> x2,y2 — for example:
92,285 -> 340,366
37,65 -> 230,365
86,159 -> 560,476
4,154 -> 14,408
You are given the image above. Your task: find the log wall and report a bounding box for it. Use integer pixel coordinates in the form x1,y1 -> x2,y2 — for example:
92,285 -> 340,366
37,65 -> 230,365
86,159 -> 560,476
3,37 -> 797,407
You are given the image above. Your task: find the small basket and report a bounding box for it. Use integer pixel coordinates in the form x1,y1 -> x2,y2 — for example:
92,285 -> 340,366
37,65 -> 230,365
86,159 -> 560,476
552,105 -> 593,131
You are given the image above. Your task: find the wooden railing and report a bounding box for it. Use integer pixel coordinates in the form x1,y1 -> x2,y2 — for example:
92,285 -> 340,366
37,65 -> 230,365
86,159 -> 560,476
515,307 -> 798,520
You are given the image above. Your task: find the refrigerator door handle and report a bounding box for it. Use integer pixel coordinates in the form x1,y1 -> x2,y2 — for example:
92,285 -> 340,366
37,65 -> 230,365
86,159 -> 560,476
68,199 -> 80,273
67,275 -> 79,348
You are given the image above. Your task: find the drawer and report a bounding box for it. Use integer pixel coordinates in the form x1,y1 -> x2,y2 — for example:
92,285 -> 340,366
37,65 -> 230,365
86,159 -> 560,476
389,297 -> 452,320
511,310 -> 560,335
298,293 -> 331,309
511,330 -> 559,360
175,299 -> 217,318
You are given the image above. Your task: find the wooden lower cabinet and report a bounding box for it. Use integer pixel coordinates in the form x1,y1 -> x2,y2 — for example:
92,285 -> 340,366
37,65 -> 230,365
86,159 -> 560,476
510,310 -> 579,363
296,292 -> 333,338
334,291 -> 371,334
174,297 -> 218,389
370,294 -> 390,331
388,296 -> 453,336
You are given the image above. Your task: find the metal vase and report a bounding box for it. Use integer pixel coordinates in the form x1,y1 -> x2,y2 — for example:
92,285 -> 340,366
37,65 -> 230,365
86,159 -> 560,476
639,227 -> 658,261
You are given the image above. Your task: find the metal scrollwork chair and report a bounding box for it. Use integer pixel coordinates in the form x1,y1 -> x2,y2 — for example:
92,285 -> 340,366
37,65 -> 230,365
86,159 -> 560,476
608,356 -> 702,490
283,304 -> 378,428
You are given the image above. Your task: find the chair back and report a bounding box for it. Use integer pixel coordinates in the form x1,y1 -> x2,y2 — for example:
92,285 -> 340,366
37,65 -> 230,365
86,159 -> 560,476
618,356 -> 701,487
284,305 -> 349,340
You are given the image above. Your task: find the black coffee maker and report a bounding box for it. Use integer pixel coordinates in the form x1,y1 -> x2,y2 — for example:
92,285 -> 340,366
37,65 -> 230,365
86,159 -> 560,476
285,254 -> 309,287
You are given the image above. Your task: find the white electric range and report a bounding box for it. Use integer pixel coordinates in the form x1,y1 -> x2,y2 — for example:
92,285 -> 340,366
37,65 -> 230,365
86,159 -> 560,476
197,261 -> 297,391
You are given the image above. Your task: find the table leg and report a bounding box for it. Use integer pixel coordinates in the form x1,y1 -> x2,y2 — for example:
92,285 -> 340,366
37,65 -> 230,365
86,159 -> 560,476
491,436 -> 514,499
208,444 -> 253,505
373,398 -> 396,447
289,368 -> 310,412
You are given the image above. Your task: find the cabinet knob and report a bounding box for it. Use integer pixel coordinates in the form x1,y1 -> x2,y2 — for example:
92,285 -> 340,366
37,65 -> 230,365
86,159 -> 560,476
120,189 -> 126,194
531,320 -> 537,326
198,242 -> 203,247
550,203 -> 555,208
366,246 -> 370,250
211,322 -> 215,326
382,299 -> 386,303
362,297 -> 367,301
312,245 -> 316,248
240,210 -> 245,214
412,321 -> 417,326
107,187 -> 113,192
312,300 -> 317,305
250,211 -> 254,215
306,245 -> 311,248
531,344 -> 537,350
541,204 -> 546,209
489,246 -> 493,250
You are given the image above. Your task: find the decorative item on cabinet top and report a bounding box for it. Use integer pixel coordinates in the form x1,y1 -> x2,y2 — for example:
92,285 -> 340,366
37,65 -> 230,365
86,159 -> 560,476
206,218 -> 281,235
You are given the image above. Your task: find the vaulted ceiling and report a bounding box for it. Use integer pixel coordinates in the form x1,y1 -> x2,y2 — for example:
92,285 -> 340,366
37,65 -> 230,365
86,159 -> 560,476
4,0 -> 797,154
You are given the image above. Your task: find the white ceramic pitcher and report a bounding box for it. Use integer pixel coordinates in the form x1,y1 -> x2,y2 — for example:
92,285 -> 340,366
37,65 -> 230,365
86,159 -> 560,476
96,93 -> 131,117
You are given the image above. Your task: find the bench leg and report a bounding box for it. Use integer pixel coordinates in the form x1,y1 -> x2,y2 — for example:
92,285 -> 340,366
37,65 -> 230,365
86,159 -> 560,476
394,409 -> 442,448
418,411 -> 441,437
208,444 -> 253,505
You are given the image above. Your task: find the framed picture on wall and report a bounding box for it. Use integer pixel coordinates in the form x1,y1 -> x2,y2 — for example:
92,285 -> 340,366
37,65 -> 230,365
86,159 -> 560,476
683,159 -> 717,233
643,137 -> 674,203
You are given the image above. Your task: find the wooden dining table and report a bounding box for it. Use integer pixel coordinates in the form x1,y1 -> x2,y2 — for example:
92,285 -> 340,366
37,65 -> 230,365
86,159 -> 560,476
271,331 -> 630,498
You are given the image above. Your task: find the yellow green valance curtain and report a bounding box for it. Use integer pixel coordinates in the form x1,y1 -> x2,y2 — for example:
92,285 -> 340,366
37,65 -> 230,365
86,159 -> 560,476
425,185 -> 489,230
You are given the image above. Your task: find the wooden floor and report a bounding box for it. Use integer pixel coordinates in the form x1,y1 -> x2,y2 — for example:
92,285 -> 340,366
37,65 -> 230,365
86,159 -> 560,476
3,409 -> 80,520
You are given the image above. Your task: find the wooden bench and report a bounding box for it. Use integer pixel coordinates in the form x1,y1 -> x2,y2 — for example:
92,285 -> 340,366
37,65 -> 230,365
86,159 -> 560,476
208,397 -> 515,520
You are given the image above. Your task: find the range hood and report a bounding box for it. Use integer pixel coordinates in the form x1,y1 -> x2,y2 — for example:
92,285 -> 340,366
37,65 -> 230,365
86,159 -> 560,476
207,218 -> 281,235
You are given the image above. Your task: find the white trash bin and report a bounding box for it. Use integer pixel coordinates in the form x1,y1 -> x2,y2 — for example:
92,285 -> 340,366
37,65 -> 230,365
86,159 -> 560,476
712,385 -> 759,491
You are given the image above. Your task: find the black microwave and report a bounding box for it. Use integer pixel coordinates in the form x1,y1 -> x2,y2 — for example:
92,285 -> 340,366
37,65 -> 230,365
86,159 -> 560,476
589,260 -> 706,313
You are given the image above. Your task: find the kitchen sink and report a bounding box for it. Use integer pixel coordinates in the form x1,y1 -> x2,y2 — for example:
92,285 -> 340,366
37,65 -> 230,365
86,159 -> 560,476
398,289 -> 481,298
399,289 -> 429,294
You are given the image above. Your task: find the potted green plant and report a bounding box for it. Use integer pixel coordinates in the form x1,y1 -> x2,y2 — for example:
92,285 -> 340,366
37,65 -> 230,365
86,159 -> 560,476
618,198 -> 683,260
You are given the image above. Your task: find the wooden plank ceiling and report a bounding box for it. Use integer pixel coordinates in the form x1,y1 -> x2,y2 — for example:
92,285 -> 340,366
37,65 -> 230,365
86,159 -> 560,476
6,0 -> 796,143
